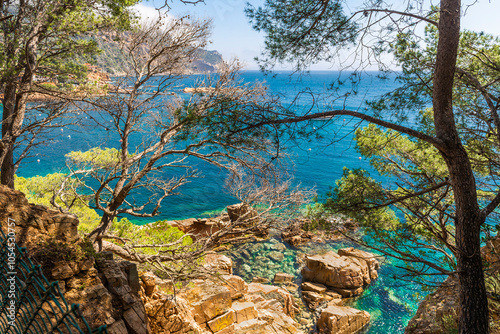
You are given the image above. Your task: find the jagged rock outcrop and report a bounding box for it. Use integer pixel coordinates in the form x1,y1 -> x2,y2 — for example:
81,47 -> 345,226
317,305 -> 370,334
301,248 -> 379,297
54,253 -> 151,334
404,277 -> 459,334
139,266 -> 303,334
281,220 -> 317,247
281,218 -> 359,247
165,203 -> 268,243
0,184 -> 79,246
301,282 -> 342,310
0,185 -> 150,333
405,238 -> 500,334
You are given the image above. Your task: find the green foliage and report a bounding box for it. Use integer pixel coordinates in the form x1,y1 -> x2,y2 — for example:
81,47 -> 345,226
109,219 -> 194,256
318,111 -> 459,276
302,203 -> 331,231
66,147 -> 125,169
245,0 -> 358,70
15,174 -> 99,234
324,167 -> 400,231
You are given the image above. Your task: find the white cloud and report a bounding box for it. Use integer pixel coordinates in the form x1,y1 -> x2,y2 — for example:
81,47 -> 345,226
132,3 -> 173,24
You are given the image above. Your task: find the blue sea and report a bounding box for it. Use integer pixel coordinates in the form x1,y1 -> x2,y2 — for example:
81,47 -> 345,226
13,71 -> 430,332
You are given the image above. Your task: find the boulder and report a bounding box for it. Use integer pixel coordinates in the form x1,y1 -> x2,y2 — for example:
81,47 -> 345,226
302,291 -> 326,310
338,247 -> 380,282
226,203 -> 257,223
317,305 -> 370,334
301,282 -> 327,293
166,218 -> 220,239
204,252 -> 233,275
222,275 -> 248,299
231,302 -> 258,324
181,280 -> 232,324
207,310 -> 235,333
274,272 -> 294,284
301,249 -> 379,295
281,221 -> 315,247
251,276 -> 270,284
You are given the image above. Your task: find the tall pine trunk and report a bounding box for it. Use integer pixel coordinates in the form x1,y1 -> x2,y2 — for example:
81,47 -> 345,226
433,0 -> 490,332
1,83 -> 17,189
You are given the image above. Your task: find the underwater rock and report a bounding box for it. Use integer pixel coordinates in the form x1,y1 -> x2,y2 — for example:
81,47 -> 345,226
281,220 -> 315,247
252,276 -> 270,284
268,251 -> 285,262
271,242 -> 287,251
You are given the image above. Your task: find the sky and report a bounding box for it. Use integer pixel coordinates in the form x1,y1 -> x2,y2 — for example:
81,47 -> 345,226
136,0 -> 500,70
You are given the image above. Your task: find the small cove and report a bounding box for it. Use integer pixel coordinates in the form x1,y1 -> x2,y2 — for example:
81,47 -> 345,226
12,71 -> 436,332
226,235 -> 423,333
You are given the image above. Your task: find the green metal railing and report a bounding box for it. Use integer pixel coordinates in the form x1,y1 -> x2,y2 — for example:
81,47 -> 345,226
0,228 -> 107,334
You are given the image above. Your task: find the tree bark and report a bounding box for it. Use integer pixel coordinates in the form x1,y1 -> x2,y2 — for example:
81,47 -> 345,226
88,212 -> 114,251
1,83 -> 17,189
433,0 -> 490,332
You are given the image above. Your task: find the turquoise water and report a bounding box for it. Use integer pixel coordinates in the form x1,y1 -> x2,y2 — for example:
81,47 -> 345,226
16,71 -> 393,220
12,71 -> 429,331
227,236 -> 423,333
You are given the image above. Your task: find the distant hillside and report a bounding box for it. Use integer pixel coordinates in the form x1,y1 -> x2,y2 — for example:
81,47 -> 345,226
190,50 -> 224,73
89,33 -> 223,76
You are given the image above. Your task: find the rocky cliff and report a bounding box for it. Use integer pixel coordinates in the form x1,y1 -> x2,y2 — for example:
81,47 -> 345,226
0,185 -> 377,334
405,238 -> 500,334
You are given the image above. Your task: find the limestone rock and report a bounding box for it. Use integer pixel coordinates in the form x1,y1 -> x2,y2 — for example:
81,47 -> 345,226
207,310 -> 235,333
181,280 -> 232,324
204,252 -> 233,275
317,305 -> 370,334
301,249 -> 379,295
222,275 -> 248,299
301,282 -> 327,293
338,247 -> 380,282
231,302 -> 258,324
274,272 -> 294,284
